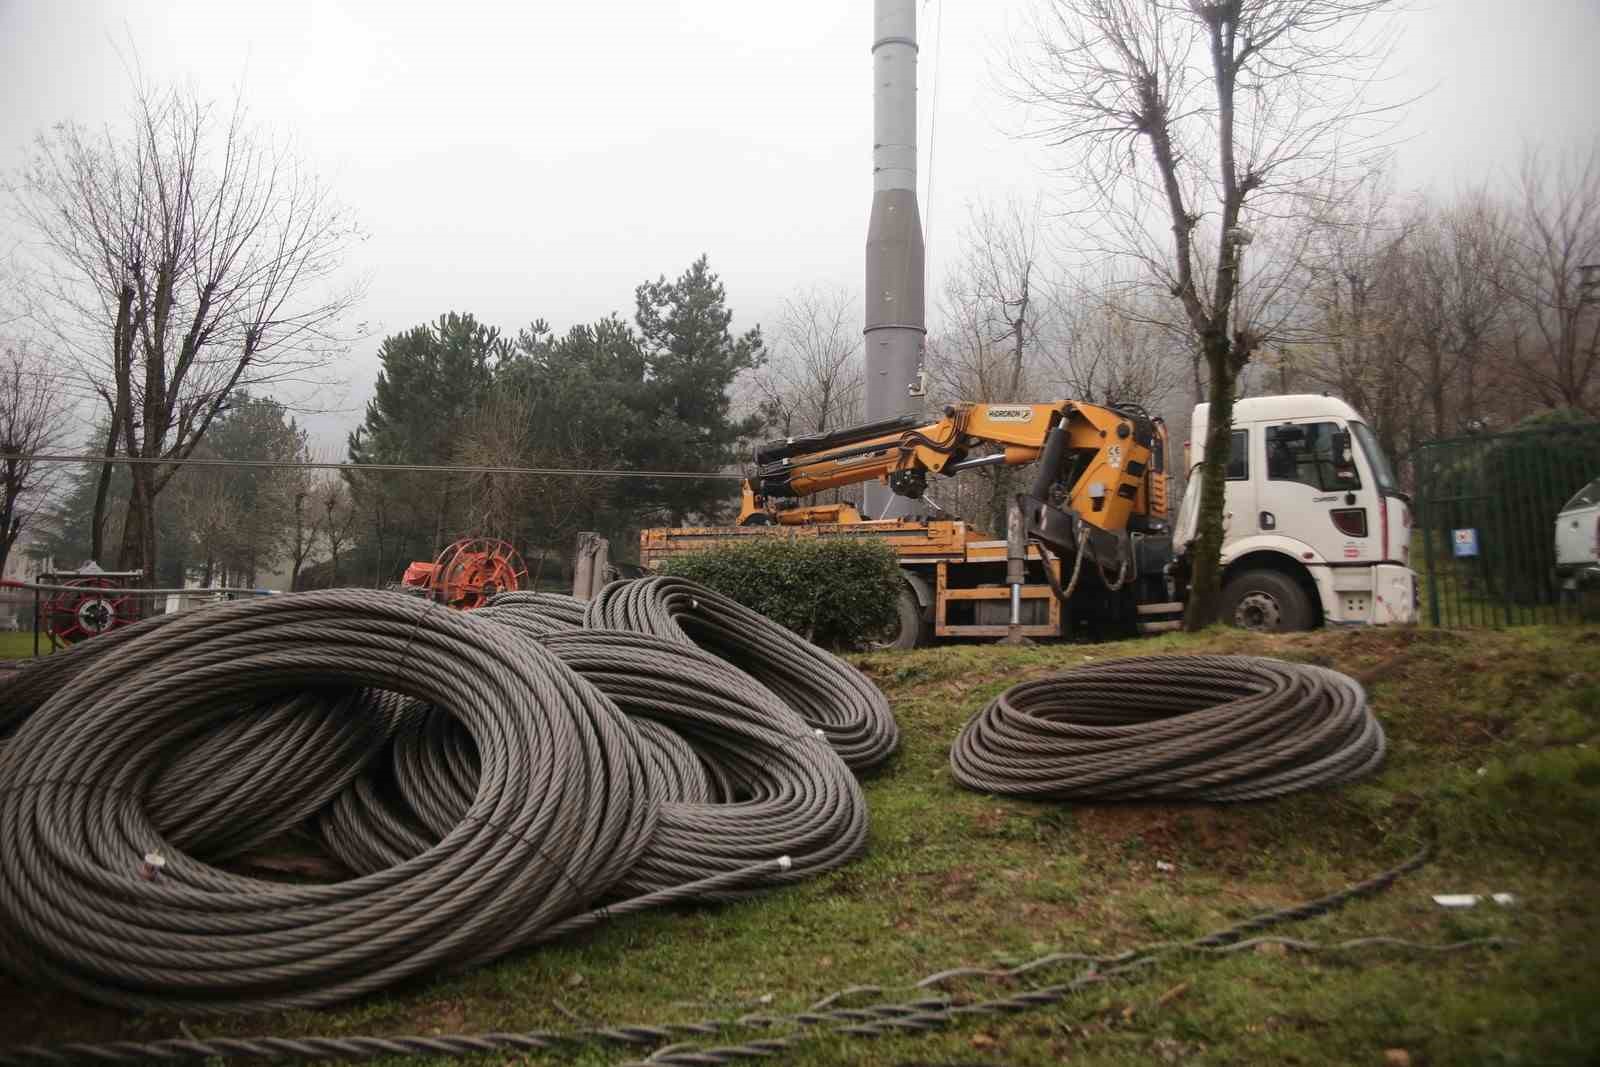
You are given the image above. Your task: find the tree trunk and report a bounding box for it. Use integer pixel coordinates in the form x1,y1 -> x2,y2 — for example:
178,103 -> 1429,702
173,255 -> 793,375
0,511 -> 17,579
117,467 -> 160,600
89,416 -> 120,565
1183,342 -> 1237,631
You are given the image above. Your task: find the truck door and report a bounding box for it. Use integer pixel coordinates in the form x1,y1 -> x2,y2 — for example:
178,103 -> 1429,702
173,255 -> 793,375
1220,427 -> 1255,551
1257,421 -> 1366,562
1175,426 -> 1253,551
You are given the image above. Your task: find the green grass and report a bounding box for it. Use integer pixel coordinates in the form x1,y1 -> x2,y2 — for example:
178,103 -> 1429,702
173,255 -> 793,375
0,630 -> 46,659
4,624 -> 1599,1065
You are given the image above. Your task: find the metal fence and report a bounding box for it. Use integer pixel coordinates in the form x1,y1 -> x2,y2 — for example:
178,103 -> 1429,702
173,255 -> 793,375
1415,422 -> 1600,626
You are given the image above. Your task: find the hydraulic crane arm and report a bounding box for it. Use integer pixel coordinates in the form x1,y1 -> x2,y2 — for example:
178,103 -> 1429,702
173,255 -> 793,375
742,401 -> 1166,571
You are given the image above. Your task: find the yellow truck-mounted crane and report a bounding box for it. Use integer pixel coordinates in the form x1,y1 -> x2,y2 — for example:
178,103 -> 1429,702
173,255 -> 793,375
642,400 -> 1182,648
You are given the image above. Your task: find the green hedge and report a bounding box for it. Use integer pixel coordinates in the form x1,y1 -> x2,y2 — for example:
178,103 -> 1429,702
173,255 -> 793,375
658,537 -> 903,649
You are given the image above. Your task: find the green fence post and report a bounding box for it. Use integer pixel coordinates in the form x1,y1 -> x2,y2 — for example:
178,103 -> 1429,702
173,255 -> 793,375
1421,449 -> 1441,627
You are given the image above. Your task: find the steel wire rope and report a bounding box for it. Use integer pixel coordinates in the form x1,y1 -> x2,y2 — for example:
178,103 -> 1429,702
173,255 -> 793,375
584,577 -> 899,771
316,613 -> 869,900
0,589 -> 672,1013
950,655 -> 1385,800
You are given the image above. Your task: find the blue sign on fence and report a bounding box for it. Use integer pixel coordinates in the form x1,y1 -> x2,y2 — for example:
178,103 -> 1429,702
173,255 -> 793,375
1452,528 -> 1479,558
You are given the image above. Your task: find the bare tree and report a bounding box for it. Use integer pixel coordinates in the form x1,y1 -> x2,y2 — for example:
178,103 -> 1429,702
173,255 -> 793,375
1399,193 -> 1516,439
282,441 -> 320,591
318,475 -> 358,587
12,79 -> 363,588
0,340 -> 70,576
925,199 -> 1057,532
1290,167 -> 1422,464
1503,144 -> 1600,414
750,285 -> 864,437
1010,0 -> 1401,628
1041,271 -> 1188,409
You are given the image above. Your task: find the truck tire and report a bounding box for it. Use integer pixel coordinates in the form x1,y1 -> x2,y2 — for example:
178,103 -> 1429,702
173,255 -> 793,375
872,585 -> 930,650
1220,569 -> 1314,633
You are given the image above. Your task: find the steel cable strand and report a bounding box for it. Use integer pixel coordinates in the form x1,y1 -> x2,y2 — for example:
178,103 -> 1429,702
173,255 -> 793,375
585,577 -> 898,771
950,655 -> 1385,800
0,589 -> 661,1014
949,658 -> 1354,799
318,623 -> 869,899
481,590 -> 588,626
534,629 -> 869,897
318,693 -> 722,877
314,615 -> 728,877
15,617 -> 643,1011
144,688 -> 395,862
957,659 -> 1361,797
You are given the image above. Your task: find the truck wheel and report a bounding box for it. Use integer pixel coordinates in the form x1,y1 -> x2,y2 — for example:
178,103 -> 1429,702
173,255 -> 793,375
1220,570 -> 1314,632
872,585 -> 930,650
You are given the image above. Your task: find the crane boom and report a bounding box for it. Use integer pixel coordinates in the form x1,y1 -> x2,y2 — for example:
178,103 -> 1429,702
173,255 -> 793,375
740,400 -> 1167,573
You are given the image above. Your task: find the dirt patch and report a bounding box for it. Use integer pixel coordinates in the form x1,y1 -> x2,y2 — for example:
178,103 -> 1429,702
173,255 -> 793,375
935,865 -> 981,901
1073,804 -> 1255,863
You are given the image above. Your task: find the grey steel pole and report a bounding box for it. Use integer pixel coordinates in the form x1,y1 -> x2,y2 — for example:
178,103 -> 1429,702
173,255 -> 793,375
864,0 -> 927,521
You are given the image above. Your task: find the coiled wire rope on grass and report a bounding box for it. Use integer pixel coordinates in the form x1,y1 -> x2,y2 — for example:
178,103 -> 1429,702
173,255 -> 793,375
949,655 -> 1384,801
585,577 -> 898,771
478,590 -> 587,632
318,615 -> 869,900
0,589 -> 664,1014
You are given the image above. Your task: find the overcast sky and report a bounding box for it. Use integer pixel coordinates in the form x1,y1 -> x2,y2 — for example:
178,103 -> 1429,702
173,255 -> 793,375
2,0 -> 1597,450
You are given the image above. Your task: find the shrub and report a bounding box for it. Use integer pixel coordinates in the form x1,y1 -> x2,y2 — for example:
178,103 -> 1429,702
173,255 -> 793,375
658,537 -> 903,649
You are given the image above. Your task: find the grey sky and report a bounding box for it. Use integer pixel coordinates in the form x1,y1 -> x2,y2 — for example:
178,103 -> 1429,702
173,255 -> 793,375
2,0 -> 1596,450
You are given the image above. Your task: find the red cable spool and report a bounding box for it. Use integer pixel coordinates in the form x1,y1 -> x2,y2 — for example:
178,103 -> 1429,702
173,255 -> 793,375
401,538 -> 528,610
43,575 -> 142,647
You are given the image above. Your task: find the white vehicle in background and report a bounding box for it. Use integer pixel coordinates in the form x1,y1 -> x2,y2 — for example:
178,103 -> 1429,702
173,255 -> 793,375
1555,476 -> 1600,591
1173,394 -> 1419,631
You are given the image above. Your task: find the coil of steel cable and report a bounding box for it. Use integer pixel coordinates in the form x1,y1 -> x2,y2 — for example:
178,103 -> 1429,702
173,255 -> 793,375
319,615 -> 868,900
480,590 -> 587,630
585,576 -> 898,771
0,590 -> 666,1014
0,584 -> 878,1014
950,655 -> 1385,801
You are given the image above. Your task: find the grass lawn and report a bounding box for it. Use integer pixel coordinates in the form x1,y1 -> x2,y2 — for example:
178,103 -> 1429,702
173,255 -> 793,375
3,623 -> 1598,1065
0,630 -> 47,660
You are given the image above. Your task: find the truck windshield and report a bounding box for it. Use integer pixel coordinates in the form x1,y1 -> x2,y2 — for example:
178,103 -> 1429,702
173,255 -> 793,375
1349,422 -> 1397,492
1563,477 -> 1600,511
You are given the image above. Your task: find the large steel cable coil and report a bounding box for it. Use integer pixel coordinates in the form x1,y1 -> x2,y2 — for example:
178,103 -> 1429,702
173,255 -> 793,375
0,590 -> 663,1014
320,621 -> 869,900
950,655 -> 1385,801
585,577 -> 898,771
534,629 -> 868,896
481,590 -> 586,628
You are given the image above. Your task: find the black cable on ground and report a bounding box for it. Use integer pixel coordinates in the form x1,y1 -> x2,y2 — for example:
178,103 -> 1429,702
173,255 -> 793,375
949,655 -> 1384,800
585,577 -> 899,771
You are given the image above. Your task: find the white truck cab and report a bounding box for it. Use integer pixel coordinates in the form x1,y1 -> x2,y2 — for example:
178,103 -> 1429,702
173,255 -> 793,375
1174,394 -> 1419,630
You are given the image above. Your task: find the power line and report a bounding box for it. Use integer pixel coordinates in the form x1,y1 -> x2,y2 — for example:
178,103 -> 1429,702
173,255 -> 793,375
0,453 -> 747,481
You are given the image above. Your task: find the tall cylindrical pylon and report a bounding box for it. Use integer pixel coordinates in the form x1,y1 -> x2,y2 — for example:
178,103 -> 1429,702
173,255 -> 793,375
864,0 -> 927,521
